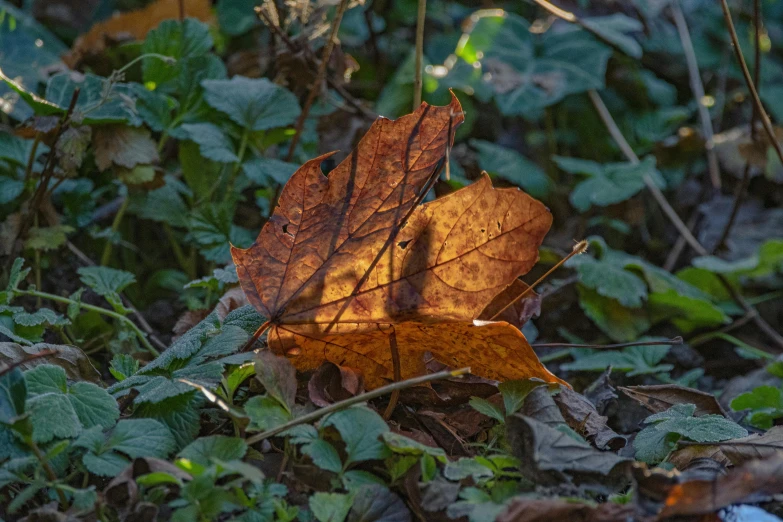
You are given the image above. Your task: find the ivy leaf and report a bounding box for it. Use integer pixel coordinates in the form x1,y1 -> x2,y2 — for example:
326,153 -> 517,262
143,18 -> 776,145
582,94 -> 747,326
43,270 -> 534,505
202,76 -> 300,131
182,122 -> 238,163
471,140 -> 552,199
553,155 -> 665,212
322,406 -> 391,465
178,435 -> 248,466
142,19 -> 213,92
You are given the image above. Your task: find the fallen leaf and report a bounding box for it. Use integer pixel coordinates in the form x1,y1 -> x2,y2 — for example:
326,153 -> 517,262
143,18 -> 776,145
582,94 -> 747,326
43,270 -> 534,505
0,342 -> 101,383
478,279 -> 541,329
619,384 -> 728,417
660,455 -> 783,517
233,96 -> 564,388
694,426 -> 783,465
64,0 -> 212,68
496,498 -> 636,522
93,125 -> 159,171
554,385 -> 626,451
308,362 -> 364,407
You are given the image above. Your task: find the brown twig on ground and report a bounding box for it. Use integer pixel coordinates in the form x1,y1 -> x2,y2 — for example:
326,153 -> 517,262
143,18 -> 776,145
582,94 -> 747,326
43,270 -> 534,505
714,0 -> 762,252
245,367 -> 471,444
671,0 -> 721,190
719,0 -> 783,164
285,0 -> 351,162
663,210 -> 699,271
534,337 -> 683,350
589,90 -> 783,352
413,0 -> 427,109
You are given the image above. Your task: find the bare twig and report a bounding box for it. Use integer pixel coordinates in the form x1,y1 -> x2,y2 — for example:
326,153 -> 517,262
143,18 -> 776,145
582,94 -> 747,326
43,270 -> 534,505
714,0 -> 762,252
671,0 -> 721,190
413,0 -> 427,109
285,0 -> 350,162
663,209 -> 699,271
534,337 -> 683,350
719,0 -> 783,164
589,89 -> 783,352
245,367 -> 471,444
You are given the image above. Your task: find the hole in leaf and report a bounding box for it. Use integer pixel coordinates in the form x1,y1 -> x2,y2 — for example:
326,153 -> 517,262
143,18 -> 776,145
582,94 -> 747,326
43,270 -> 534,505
398,240 -> 410,249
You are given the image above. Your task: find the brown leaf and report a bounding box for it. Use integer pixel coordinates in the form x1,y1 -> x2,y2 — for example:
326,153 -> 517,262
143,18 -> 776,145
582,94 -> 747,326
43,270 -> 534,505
478,279 -> 541,329
619,384 -> 728,417
93,126 -> 159,172
497,498 -> 637,522
659,456 -> 783,517
668,444 -> 730,470
255,351 -> 297,410
104,457 -> 191,509
307,362 -> 364,407
274,321 -> 566,389
64,0 -> 212,67
233,96 -> 562,388
554,386 -> 626,451
0,342 -> 101,384
707,426 -> 783,465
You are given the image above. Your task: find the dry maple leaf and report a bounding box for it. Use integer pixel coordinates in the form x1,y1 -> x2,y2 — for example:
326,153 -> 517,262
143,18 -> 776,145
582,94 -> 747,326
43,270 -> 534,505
233,95 -> 566,388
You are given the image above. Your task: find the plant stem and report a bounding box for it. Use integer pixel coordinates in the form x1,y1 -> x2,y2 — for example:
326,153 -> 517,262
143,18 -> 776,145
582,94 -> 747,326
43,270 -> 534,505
245,367 -> 470,444
719,0 -> 783,165
413,0 -> 427,109
28,439 -> 68,509
225,129 -> 250,199
382,329 -> 401,420
671,0 -> 721,190
533,337 -> 683,349
242,320 -> 271,351
163,223 -> 195,279
100,196 -> 129,266
18,289 -> 159,356
285,0 -> 350,162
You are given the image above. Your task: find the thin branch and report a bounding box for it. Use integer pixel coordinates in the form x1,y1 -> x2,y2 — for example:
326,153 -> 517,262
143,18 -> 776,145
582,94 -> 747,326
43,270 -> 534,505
671,0 -> 721,190
589,89 -> 783,352
714,0 -> 762,252
719,0 -> 783,164
534,337 -> 683,350
285,0 -> 350,162
663,209 -> 699,271
245,367 -> 470,444
413,0 -> 427,109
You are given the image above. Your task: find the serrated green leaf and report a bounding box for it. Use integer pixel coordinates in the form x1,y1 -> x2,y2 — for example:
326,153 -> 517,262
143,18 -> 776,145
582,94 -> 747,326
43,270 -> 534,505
576,285 -> 650,342
322,406 -> 390,465
580,14 -> 643,58
82,450 -> 131,476
498,379 -> 548,416
142,19 -> 213,91
68,382 -> 119,430
45,73 -> 140,125
245,395 -> 291,432
108,418 -> 176,458
178,435 -> 247,466
25,364 -> 67,395
0,367 -> 26,424
309,492 -> 355,522
562,341 -> 672,376
730,386 -> 783,429
217,0 -> 260,36
302,438 -> 343,473
471,140 -> 552,198
28,393 -> 81,442
572,257 -> 647,308
381,431 -> 446,459
109,354 -> 139,381
182,122 -> 239,163
469,397 -> 505,423
24,225 -> 74,252
202,76 -> 300,131
242,157 -> 299,186
77,266 -> 136,297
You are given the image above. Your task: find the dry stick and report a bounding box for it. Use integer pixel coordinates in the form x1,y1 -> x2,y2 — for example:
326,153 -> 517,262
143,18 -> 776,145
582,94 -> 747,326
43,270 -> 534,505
719,0 -> 783,165
714,0 -> 762,252
285,0 -> 351,162
413,0 -> 427,109
671,0 -> 721,190
533,337 -> 683,350
490,240 -> 588,321
382,328 -> 401,420
589,90 -> 783,352
663,210 -> 699,271
246,367 -> 470,444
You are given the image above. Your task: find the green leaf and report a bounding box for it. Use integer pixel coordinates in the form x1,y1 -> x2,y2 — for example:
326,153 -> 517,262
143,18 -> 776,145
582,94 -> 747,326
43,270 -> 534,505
571,256 -> 647,308
443,458 -> 494,481
0,133 -> 32,165
730,386 -> 783,429
242,157 -> 299,186
182,122 -> 239,163
178,435 -> 248,466
24,364 -> 67,395
580,14 -> 643,59
562,341 -> 672,376
693,239 -> 783,280
309,492 -> 355,522
0,367 -> 26,424
302,438 -> 343,473
381,432 -> 446,459
108,418 -> 176,459
142,19 -> 213,91
202,76 -> 300,131
68,382 -> 119,430
554,155 -> 665,212
245,396 -> 291,432
217,0 -> 260,36
255,351 -> 296,412
633,425 -> 679,464
109,354 -> 139,381
498,379 -> 547,416
82,448 -> 133,476
322,406 -> 391,465
45,73 -> 140,125
77,266 -> 136,298
576,285 -> 650,342
471,140 -> 552,199
27,393 -> 81,442
24,225 -> 74,251
469,397 -> 505,423
0,176 -> 24,205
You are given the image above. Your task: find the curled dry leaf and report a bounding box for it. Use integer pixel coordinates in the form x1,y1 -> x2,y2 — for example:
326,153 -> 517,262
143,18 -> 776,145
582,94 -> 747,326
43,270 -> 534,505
554,385 -> 626,451
308,361 -> 364,407
233,96 -> 565,388
64,0 -> 212,67
619,384 -> 727,417
0,342 -> 101,384
496,498 -> 636,522
685,426 -> 783,465
93,125 -> 159,172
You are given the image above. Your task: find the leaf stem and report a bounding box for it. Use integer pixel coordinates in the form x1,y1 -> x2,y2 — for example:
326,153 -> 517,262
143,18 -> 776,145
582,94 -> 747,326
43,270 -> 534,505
27,438 -> 68,509
413,0 -> 427,109
245,367 -> 470,444
242,320 -> 271,351
225,129 -> 250,200
718,0 -> 783,165
489,240 -> 587,321
285,0 -> 350,162
533,337 -> 683,350
100,196 -> 129,266
17,289 -> 159,356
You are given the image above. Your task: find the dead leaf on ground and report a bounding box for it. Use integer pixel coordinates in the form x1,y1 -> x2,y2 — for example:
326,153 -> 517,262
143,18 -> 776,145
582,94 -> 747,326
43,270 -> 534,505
233,96 -> 564,388
94,125 -> 159,171
688,426 -> 783,465
554,385 -> 626,451
619,384 -> 728,417
0,342 -> 101,383
64,0 -> 212,68
496,498 -> 637,522
668,444 -> 730,471
308,361 -> 364,407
